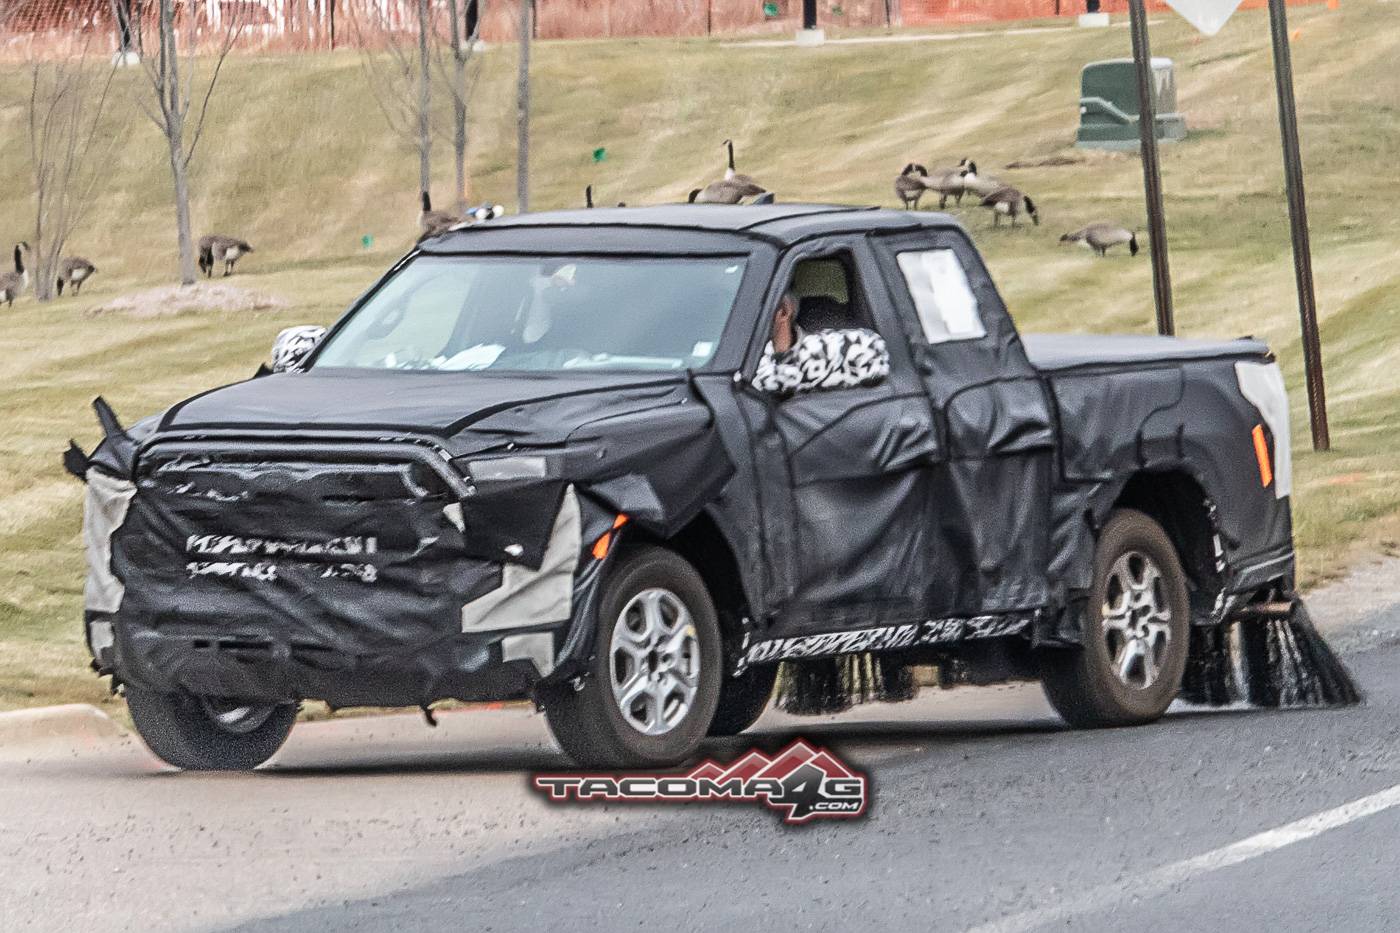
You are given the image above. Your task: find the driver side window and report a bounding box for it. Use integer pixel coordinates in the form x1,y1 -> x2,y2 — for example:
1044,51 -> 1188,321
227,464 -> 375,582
754,252 -> 891,397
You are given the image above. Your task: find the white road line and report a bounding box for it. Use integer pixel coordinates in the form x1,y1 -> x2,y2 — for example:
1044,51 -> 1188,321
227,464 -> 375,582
968,781 -> 1400,933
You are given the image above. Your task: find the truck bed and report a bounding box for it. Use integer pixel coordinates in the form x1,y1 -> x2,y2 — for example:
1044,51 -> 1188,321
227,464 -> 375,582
1022,333 -> 1270,372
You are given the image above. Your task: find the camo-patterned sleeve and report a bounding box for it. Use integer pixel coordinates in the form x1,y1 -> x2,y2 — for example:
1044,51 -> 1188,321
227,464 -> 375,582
270,325 -> 327,373
753,328 -> 891,396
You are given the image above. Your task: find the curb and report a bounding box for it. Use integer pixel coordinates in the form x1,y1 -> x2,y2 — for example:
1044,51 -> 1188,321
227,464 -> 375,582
0,703 -> 127,758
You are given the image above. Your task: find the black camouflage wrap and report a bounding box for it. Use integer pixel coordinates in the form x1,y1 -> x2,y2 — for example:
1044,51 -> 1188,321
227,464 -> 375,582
70,205 -> 1299,710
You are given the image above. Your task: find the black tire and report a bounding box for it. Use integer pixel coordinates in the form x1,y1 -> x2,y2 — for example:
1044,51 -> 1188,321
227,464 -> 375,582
708,663 -> 777,737
542,546 -> 722,768
126,688 -> 297,771
1040,508 -> 1190,728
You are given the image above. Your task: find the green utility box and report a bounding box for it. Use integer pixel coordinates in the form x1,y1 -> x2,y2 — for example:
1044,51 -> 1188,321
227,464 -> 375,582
1076,57 -> 1188,150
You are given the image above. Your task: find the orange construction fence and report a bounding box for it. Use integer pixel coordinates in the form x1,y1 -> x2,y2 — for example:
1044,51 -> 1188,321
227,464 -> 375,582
0,0 -> 1330,56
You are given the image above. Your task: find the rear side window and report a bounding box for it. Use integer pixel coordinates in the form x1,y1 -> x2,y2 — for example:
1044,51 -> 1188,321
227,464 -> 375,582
895,249 -> 986,344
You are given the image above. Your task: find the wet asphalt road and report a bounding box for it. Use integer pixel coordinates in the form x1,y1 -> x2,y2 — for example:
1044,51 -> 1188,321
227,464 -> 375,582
4,589 -> 1400,933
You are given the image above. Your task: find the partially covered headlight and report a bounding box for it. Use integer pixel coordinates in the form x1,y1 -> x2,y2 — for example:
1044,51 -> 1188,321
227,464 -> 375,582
466,456 -> 551,482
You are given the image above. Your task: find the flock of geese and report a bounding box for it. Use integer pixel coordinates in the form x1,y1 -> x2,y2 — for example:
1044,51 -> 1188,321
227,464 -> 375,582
556,140 -> 1140,258
624,141 -> 1138,256
896,160 -> 1138,254
1,138 -> 1136,311
0,231 -> 254,309
0,243 -> 97,308
420,140 -> 1139,260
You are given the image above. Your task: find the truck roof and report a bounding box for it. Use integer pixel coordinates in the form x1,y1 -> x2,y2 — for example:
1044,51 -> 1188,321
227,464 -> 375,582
421,204 -> 960,252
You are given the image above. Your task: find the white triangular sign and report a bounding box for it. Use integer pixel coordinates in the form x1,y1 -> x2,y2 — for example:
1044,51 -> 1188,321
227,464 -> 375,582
1163,0 -> 1244,35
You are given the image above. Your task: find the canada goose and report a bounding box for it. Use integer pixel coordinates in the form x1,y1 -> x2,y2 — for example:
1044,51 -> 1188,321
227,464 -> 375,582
419,191 -> 460,238
688,176 -> 767,204
924,159 -> 974,209
722,139 -> 762,189
413,204 -> 502,244
55,256 -> 97,296
893,163 -> 929,210
1061,223 -> 1139,257
961,163 -> 1007,199
198,235 -> 254,277
0,242 -> 30,307
584,186 -> 626,209
980,186 -> 1039,227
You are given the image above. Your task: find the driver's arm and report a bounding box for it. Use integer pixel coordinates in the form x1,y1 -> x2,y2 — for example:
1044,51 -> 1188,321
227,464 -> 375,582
754,328 -> 890,396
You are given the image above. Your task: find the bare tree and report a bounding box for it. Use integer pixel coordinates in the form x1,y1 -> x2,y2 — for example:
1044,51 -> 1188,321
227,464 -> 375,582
516,0 -> 532,212
351,0 -> 437,198
126,0 -> 245,285
24,38 -> 121,302
436,0 -> 485,205
414,0 -> 432,194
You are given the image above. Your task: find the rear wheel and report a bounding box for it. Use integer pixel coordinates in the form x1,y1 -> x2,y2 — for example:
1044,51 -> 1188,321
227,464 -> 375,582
126,688 -> 296,771
1040,509 -> 1190,728
542,546 -> 722,768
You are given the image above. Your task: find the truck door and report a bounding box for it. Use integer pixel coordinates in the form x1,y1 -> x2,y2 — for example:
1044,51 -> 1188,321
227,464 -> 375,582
733,236 -> 940,632
870,228 -> 1056,619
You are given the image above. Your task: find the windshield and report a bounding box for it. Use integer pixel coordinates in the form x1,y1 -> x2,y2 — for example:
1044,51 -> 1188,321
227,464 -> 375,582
313,255 -> 748,372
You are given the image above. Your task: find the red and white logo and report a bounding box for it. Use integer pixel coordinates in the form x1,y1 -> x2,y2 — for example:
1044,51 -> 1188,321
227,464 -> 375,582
532,739 -> 869,824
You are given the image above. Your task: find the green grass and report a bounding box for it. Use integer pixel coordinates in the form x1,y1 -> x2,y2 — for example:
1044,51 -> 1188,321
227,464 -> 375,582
1,3 -> 1398,710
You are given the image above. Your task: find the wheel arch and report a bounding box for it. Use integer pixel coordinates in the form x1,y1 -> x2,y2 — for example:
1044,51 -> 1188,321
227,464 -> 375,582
620,509 -> 752,658
1110,469 -> 1226,625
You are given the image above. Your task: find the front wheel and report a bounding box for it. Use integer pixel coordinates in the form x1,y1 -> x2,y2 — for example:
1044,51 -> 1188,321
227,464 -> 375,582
1040,509 -> 1190,728
126,688 -> 297,771
542,546 -> 722,768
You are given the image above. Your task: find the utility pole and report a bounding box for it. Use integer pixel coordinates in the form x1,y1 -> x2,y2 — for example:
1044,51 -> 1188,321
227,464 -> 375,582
1148,0 -> 1330,449
1267,0 -> 1329,451
1127,0 -> 1174,336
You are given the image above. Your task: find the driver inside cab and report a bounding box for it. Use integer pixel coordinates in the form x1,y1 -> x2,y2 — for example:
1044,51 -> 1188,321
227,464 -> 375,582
754,260 -> 890,396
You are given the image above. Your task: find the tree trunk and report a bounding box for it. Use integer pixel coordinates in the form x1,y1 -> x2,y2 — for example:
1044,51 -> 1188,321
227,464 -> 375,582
170,136 -> 197,285
159,0 -> 198,285
448,0 -> 469,206
516,0 -> 531,213
33,243 -> 57,303
417,0 -> 432,196
30,135 -> 54,301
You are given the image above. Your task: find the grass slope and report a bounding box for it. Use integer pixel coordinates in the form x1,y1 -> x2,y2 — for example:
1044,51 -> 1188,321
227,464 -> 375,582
0,3 -> 1397,709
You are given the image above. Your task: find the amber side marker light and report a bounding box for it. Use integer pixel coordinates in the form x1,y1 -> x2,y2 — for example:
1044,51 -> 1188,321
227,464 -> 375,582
592,514 -> 630,560
1251,424 -> 1274,488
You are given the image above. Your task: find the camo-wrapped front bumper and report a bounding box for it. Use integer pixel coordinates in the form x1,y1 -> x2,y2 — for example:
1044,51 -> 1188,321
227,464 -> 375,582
86,440 -> 588,708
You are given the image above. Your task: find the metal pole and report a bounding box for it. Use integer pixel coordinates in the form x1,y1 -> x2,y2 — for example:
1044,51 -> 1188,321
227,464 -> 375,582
1267,0 -> 1329,451
1128,0 -> 1174,336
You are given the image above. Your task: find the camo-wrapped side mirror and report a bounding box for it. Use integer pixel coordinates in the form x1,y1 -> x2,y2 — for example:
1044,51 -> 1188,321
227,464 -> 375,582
270,325 -> 326,373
